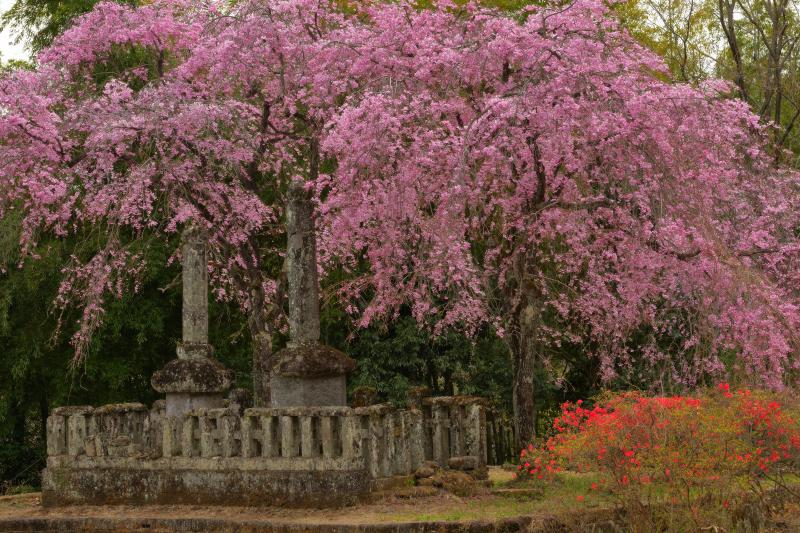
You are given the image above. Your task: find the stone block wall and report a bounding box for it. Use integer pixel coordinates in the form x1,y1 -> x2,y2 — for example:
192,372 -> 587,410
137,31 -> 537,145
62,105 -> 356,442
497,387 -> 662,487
42,396 -> 486,507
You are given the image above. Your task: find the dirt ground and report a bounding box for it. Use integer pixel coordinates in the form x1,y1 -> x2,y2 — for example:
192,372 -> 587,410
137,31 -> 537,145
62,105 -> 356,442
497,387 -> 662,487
1,468 -> 798,531
0,468 -> 575,531
0,489 -> 538,526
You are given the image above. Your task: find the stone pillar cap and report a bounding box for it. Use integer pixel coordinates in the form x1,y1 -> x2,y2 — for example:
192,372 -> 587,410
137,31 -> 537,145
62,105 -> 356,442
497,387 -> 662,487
270,343 -> 355,378
151,356 -> 234,394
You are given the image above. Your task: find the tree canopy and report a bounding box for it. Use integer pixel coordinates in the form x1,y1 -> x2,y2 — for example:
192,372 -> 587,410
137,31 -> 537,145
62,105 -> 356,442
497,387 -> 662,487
0,0 -> 799,446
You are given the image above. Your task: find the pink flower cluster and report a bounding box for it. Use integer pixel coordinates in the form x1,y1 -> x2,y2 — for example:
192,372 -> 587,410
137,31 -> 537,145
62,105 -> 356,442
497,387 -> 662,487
0,0 -> 799,386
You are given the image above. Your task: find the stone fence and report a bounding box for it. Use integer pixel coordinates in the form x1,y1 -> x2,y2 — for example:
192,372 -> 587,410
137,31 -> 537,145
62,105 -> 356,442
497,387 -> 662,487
43,396 -> 486,507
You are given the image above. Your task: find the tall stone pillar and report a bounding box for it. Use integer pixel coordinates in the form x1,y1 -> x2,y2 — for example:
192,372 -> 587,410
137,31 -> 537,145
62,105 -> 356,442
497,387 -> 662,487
152,229 -> 233,417
269,178 -> 354,407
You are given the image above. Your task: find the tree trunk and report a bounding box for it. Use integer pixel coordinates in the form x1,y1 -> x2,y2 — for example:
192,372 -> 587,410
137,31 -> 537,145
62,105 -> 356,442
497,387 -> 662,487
248,310 -> 273,407
250,335 -> 272,406
509,301 -> 542,447
38,386 -> 49,449
718,0 -> 749,102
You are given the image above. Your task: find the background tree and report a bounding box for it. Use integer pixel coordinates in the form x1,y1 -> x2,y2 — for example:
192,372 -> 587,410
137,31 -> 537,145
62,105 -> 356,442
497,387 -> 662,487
0,0 -> 520,491
0,0 -> 136,54
615,0 -> 720,82
616,0 -> 800,158
3,0 -> 799,470
320,0 -> 800,442
0,0 -> 365,405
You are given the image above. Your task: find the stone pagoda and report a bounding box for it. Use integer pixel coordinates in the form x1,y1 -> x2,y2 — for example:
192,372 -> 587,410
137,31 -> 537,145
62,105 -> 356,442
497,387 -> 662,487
151,229 -> 234,416
269,177 -> 355,406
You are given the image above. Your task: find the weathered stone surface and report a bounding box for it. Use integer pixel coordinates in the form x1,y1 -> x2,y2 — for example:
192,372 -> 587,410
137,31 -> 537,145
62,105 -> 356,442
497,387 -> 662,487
353,404 -> 394,417
93,403 -> 147,415
180,230 -> 209,346
0,514 -> 536,532
370,475 -> 416,492
421,460 -> 441,471
51,405 -> 94,416
175,341 -> 214,359
270,375 -> 347,407
422,396 -> 488,407
470,466 -> 489,481
43,395 -> 489,508
406,386 -> 431,408
244,406 -> 352,417
151,357 -> 234,394
286,177 -> 321,346
42,466 -> 370,508
414,466 -> 436,480
448,455 -> 479,471
163,392 -> 226,418
352,386 -> 379,407
270,343 -> 355,378
429,470 -> 484,497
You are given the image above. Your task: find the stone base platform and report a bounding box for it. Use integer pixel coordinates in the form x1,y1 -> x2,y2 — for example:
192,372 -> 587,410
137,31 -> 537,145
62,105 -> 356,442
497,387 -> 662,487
0,515 -> 534,532
42,467 -> 369,508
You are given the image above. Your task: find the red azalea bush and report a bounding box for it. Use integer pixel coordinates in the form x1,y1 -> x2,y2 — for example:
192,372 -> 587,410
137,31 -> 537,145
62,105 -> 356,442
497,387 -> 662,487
517,386 -> 800,531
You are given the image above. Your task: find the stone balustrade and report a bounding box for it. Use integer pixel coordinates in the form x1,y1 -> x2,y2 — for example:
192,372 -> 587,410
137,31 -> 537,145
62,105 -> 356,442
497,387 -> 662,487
43,396 -> 486,507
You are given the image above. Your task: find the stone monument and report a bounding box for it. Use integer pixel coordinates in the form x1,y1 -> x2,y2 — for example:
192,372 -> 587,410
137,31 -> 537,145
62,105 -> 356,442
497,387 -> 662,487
269,177 -> 355,407
41,182 -> 488,508
151,229 -> 234,416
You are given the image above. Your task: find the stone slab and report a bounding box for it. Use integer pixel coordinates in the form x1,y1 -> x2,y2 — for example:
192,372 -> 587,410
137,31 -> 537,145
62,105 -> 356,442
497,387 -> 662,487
0,515 -> 534,532
164,392 -> 225,417
270,375 -> 347,407
42,467 -> 370,508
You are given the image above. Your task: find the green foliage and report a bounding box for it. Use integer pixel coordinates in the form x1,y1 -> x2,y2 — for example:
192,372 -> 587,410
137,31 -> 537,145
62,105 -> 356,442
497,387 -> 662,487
0,216 -> 252,490
1,0 -> 137,54
318,289 -> 514,408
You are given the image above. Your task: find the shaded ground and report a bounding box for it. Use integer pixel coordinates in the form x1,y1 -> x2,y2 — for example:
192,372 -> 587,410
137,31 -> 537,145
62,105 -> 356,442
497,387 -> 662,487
0,468 -> 798,532
0,468 -> 613,531
0,470 -> 579,525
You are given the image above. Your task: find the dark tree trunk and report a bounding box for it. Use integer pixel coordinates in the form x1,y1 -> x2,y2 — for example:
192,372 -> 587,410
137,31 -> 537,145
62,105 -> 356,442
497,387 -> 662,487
241,250 -> 280,407
509,301 -> 543,448
248,307 -> 273,407
38,386 -> 49,448
443,369 -> 454,396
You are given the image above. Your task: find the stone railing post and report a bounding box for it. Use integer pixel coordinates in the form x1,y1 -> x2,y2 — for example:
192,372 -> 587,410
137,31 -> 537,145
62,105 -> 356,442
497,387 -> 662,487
181,416 -> 199,458
320,416 -> 336,458
280,415 -> 297,457
394,411 -> 412,475
300,415 -> 316,458
465,401 -> 487,464
449,402 -> 463,457
46,414 -> 67,456
52,406 -> 93,457
408,409 -> 425,470
241,413 -> 259,458
262,414 -> 277,457
198,411 -> 219,458
162,417 -> 181,458
340,413 -> 362,461
430,403 -> 448,465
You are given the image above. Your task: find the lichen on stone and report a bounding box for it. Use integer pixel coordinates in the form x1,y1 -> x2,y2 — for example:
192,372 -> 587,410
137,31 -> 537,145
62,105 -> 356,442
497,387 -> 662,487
151,357 -> 234,394
270,343 -> 355,378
